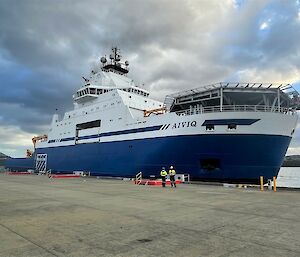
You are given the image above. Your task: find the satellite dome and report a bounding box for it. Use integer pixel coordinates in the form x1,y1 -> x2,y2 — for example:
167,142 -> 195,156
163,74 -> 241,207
100,57 -> 107,64
109,54 -> 114,60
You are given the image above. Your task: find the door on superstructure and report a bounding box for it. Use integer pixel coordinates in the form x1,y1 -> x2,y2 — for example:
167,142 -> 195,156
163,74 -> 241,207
35,154 -> 47,174
75,120 -> 101,144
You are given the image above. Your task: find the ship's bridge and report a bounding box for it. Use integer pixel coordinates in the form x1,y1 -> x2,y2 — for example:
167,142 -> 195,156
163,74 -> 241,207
73,84 -> 150,103
165,82 -> 300,115
73,47 -> 149,103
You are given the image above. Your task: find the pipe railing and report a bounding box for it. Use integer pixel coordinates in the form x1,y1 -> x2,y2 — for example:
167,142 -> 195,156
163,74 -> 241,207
175,105 -> 296,116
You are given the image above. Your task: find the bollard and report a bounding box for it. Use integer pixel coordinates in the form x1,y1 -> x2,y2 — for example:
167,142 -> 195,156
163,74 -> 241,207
273,176 -> 277,192
260,176 -> 264,191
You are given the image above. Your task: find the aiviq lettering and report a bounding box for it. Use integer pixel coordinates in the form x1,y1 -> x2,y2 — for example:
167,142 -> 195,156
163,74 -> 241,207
161,121 -> 197,130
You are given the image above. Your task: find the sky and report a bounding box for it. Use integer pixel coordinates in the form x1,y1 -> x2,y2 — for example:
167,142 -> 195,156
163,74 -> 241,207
1,0 -> 300,157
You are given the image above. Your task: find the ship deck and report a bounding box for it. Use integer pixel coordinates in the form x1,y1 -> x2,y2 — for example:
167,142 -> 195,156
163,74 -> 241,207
0,173 -> 299,257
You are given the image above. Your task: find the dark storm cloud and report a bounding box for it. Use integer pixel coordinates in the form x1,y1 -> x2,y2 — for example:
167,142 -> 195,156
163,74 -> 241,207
0,0 -> 228,135
1,0 -> 300,156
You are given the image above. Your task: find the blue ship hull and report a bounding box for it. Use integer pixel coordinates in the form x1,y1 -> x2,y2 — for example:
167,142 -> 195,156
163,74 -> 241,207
5,134 -> 291,183
5,157 -> 35,172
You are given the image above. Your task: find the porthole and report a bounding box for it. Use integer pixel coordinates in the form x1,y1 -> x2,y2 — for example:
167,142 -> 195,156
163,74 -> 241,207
228,124 -> 237,130
206,125 -> 214,131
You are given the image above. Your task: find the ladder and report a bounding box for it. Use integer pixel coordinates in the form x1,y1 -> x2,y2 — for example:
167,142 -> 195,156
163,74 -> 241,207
135,172 -> 142,185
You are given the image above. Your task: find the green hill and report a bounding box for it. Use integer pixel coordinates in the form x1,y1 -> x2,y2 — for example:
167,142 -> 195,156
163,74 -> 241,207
282,155 -> 300,167
0,152 -> 9,166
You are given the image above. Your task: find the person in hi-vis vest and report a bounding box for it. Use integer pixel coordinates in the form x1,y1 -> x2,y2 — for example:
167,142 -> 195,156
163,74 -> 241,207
160,167 -> 168,187
169,165 -> 176,187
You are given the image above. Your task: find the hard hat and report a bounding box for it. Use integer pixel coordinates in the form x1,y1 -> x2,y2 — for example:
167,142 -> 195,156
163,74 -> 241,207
170,165 -> 173,169
162,167 -> 165,170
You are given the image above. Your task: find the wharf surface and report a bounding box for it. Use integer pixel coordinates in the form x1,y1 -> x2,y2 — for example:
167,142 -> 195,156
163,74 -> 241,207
0,173 -> 299,257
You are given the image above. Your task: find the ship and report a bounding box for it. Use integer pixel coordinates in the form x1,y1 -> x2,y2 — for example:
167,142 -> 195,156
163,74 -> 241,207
5,47 -> 300,183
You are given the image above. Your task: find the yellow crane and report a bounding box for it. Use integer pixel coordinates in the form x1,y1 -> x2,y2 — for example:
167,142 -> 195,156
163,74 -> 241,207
32,134 -> 48,149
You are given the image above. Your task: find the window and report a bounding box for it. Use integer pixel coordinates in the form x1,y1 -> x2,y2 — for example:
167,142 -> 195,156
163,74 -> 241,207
291,129 -> 295,135
206,125 -> 214,131
76,120 -> 101,130
228,124 -> 237,130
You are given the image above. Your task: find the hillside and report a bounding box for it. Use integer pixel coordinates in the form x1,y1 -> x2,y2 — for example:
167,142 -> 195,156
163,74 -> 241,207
0,152 -> 9,166
282,155 -> 300,167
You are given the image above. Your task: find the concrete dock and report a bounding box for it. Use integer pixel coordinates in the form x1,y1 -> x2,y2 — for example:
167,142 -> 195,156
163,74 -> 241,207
0,174 -> 299,257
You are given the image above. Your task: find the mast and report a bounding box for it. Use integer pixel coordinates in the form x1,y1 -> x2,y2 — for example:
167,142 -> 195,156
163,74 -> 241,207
100,47 -> 129,75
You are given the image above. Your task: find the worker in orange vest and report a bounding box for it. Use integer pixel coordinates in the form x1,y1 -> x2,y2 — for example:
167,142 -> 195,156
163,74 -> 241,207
169,165 -> 176,187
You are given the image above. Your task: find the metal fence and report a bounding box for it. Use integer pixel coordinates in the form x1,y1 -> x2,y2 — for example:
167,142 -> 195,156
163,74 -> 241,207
175,105 -> 296,116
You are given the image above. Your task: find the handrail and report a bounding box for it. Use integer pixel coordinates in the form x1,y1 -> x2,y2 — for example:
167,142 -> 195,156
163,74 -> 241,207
175,105 -> 296,116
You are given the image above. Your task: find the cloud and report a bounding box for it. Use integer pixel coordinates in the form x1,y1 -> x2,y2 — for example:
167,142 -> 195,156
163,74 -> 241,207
0,126 -> 35,157
0,0 -> 300,156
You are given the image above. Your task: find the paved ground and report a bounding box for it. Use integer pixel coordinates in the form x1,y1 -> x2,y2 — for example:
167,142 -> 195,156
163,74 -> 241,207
0,174 -> 299,257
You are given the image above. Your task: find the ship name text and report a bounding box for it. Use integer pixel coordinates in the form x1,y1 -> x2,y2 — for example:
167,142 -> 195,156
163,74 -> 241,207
161,121 -> 197,130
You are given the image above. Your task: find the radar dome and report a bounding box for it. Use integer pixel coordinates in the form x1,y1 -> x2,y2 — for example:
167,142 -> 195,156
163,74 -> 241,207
100,57 -> 107,64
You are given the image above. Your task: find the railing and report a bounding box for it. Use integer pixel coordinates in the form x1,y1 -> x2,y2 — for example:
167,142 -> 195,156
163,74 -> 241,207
175,105 -> 296,116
